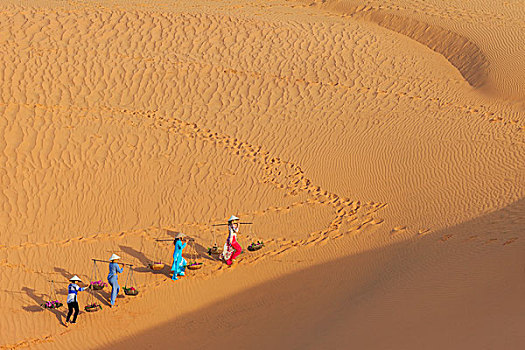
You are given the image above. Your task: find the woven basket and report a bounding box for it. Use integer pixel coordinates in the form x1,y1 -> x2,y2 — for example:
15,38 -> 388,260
124,288 -> 139,296
84,305 -> 101,312
248,243 -> 264,251
91,284 -> 105,291
149,263 -> 164,271
187,262 -> 203,270
207,246 -> 223,255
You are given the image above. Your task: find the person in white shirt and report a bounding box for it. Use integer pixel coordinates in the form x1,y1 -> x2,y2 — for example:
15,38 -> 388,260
65,275 -> 85,326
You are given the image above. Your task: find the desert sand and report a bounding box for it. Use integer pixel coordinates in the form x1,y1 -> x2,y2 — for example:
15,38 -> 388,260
0,0 -> 523,349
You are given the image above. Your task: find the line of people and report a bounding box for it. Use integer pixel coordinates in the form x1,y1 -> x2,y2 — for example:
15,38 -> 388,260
63,215 -> 244,325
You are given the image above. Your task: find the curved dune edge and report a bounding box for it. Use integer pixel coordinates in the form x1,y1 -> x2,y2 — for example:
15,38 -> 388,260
313,3 -> 489,89
355,11 -> 489,88
0,0 -> 523,348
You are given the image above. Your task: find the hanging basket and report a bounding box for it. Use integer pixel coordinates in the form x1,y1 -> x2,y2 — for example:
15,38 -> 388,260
41,300 -> 63,309
248,241 -> 264,251
124,287 -> 139,296
84,303 -> 102,312
90,280 -> 107,290
207,246 -> 223,255
187,262 -> 203,270
149,262 -> 165,271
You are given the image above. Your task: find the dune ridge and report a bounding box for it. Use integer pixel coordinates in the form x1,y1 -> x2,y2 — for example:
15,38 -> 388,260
0,0 -> 523,349
308,0 -> 525,100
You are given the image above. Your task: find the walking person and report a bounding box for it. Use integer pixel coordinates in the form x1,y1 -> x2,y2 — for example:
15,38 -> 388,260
221,215 -> 243,266
65,275 -> 85,326
171,232 -> 187,281
107,254 -> 123,308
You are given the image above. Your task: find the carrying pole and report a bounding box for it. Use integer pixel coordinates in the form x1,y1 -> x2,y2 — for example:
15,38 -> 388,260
212,222 -> 253,226
92,259 -> 133,267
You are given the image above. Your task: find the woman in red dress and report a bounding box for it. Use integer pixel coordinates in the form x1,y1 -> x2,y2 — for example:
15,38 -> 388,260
222,215 -> 242,265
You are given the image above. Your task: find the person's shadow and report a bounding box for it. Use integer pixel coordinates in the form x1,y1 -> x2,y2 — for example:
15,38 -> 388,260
120,245 -> 151,266
21,287 -> 66,325
120,245 -> 172,278
192,241 -> 219,262
54,267 -> 73,280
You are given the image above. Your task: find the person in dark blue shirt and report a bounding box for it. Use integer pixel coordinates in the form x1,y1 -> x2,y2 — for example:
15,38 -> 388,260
65,275 -> 85,326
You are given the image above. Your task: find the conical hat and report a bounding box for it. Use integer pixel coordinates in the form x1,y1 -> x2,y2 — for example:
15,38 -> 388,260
228,215 -> 240,222
175,232 -> 186,239
69,275 -> 82,282
109,254 -> 121,261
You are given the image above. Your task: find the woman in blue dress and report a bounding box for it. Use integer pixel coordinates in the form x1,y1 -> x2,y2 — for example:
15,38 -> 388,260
107,254 -> 123,307
171,232 -> 187,281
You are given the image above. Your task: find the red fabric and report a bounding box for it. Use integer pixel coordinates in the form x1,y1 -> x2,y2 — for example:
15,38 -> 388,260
227,239 -> 242,265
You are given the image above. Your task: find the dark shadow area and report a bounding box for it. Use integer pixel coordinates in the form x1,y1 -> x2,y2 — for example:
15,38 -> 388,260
3,289 -> 44,313
21,287 -> 65,325
122,243 -> 173,278
87,288 -> 111,307
120,245 -> 152,266
54,267 -> 72,280
120,244 -> 173,278
193,241 -> 217,262
102,198 -> 524,350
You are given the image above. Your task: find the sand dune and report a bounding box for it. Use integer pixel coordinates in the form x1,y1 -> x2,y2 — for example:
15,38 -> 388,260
0,0 -> 523,349
108,200 -> 525,349
310,0 -> 525,101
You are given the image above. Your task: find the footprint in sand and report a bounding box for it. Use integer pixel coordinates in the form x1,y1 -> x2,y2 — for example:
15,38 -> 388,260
440,234 -> 453,242
503,237 -> 518,246
371,218 -> 384,225
391,226 -> 407,234
484,238 -> 498,245
417,228 -> 431,236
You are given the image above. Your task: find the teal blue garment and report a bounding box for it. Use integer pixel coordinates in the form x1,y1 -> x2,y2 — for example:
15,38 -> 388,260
171,240 -> 187,280
107,262 -> 123,305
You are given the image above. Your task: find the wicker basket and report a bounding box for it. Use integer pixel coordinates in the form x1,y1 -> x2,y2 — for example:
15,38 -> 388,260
248,243 -> 264,251
207,246 -> 223,255
124,287 -> 139,296
91,284 -> 105,291
187,262 -> 203,270
149,263 -> 164,271
84,304 -> 101,312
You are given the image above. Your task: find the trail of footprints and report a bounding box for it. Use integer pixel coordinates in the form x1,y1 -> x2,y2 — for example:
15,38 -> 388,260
1,101 -> 519,348
1,3 -> 522,347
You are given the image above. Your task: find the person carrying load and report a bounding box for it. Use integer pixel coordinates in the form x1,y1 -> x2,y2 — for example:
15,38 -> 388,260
222,215 -> 242,266
107,254 -> 123,307
171,232 -> 188,281
65,275 -> 86,326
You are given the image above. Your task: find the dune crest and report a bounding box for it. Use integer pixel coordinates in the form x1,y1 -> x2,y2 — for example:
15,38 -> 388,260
307,0 -> 525,100
0,0 -> 523,349
354,10 -> 488,88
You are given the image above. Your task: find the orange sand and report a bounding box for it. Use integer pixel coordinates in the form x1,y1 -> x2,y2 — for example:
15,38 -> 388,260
0,0 -> 523,349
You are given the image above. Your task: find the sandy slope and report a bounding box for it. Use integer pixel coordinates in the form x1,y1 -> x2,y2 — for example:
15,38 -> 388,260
309,0 -> 525,101
0,0 -> 523,349
109,200 -> 525,350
